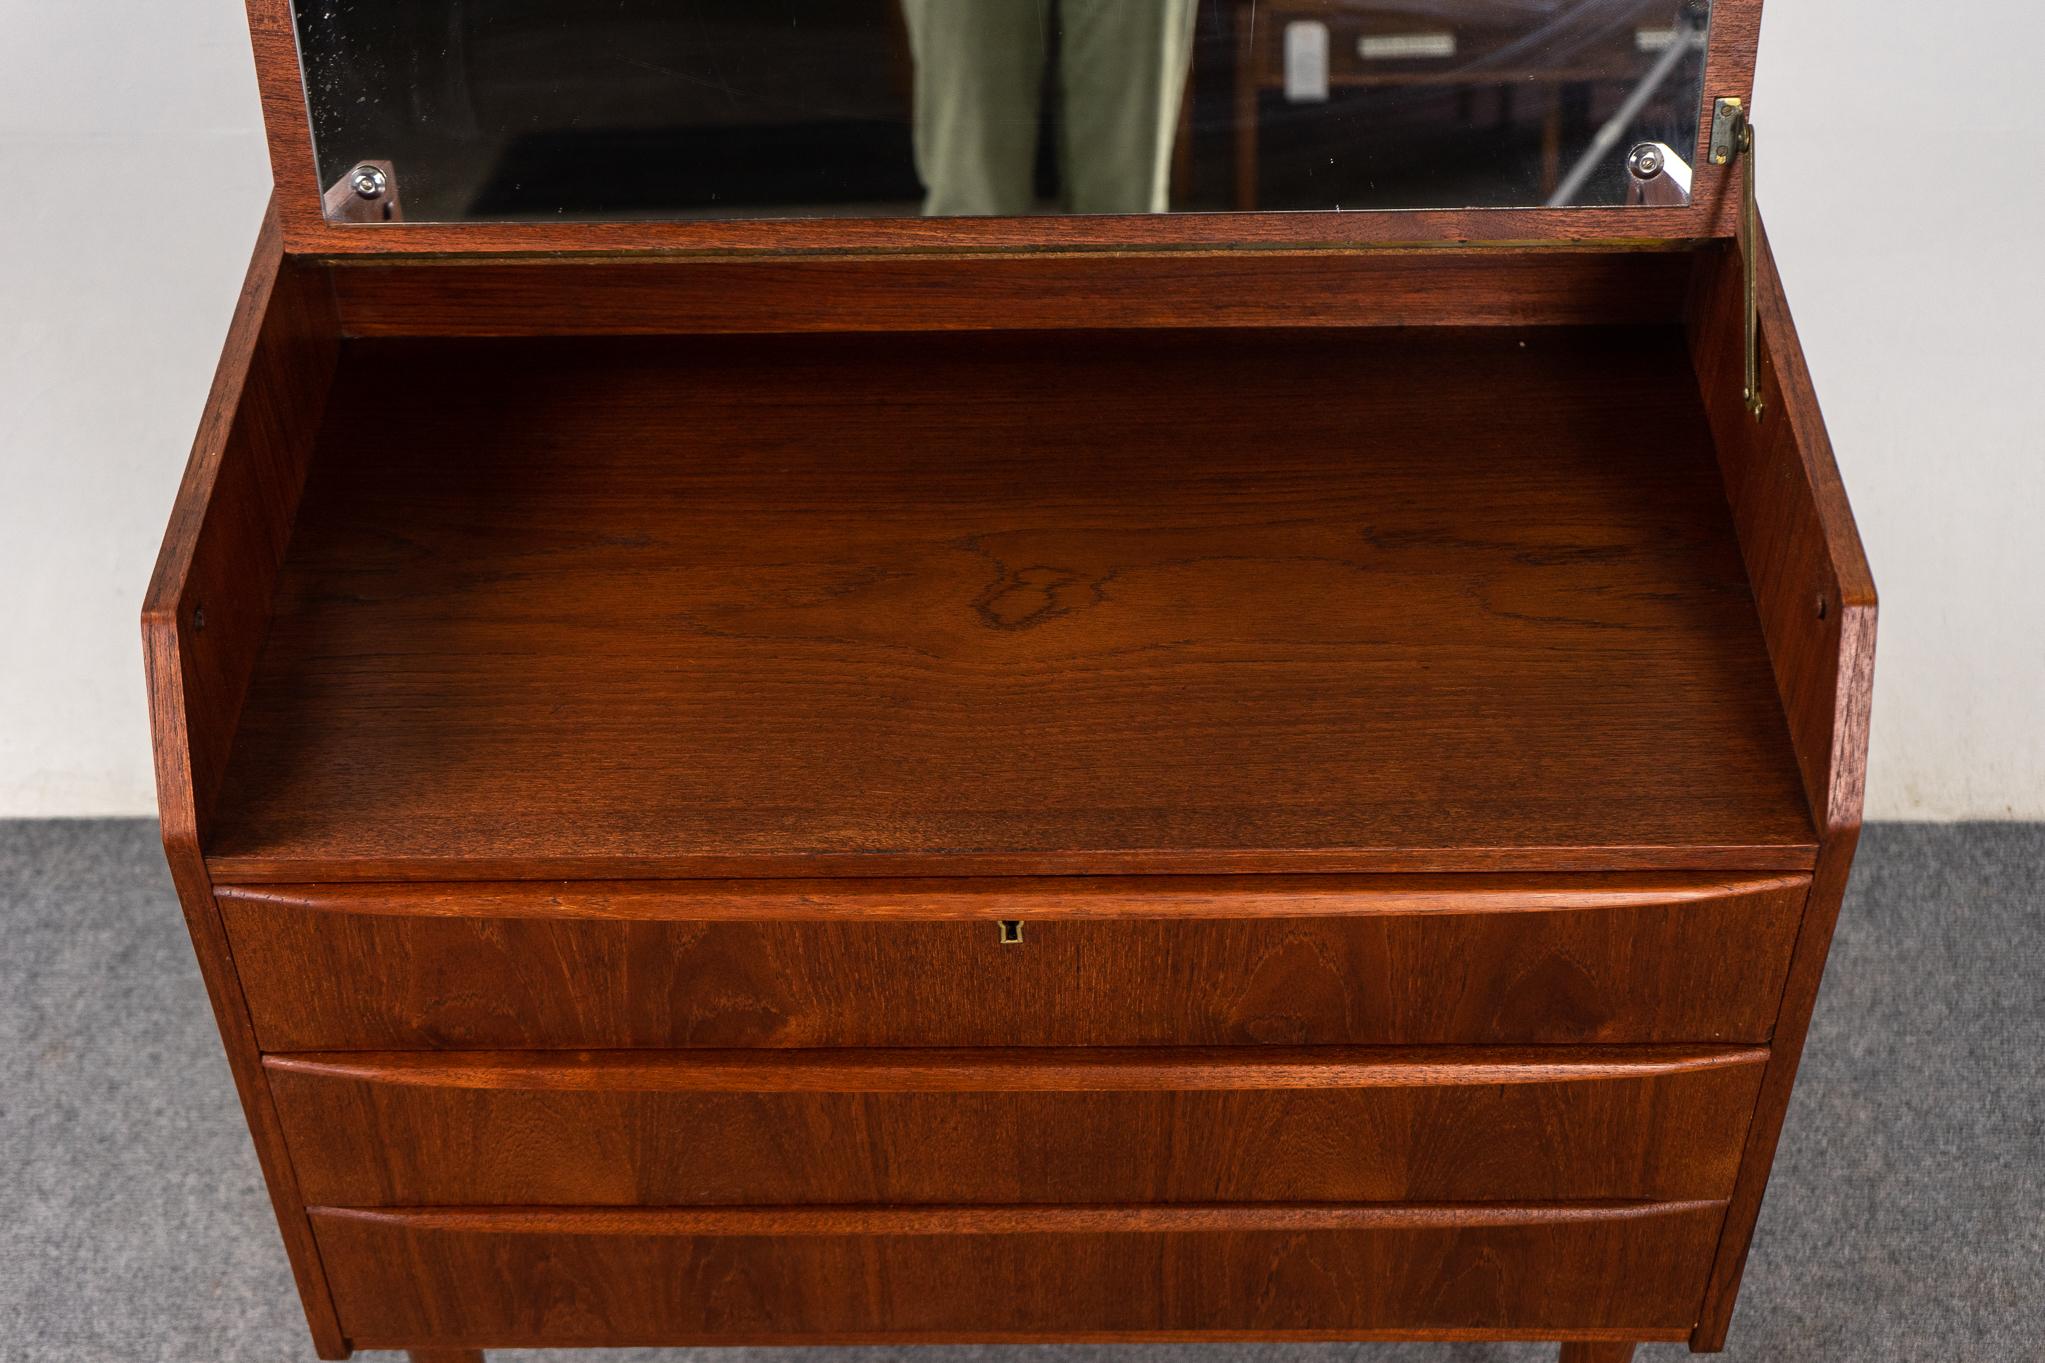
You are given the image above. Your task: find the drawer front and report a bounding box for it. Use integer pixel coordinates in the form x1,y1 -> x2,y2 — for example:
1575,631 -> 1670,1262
219,875 -> 1806,1049
269,1046 -> 1765,1206
314,1202 -> 1724,1346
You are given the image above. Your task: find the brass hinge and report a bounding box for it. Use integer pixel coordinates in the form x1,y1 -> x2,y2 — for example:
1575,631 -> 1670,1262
1710,98 -> 1763,420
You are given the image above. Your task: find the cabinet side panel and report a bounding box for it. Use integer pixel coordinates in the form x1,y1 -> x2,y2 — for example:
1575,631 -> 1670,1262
142,202 -> 347,1358
1684,225 -> 1878,1350
144,211 -> 341,836
1687,230 -> 1876,830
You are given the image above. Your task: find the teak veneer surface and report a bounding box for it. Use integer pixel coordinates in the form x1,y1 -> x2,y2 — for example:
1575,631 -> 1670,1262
1685,230 -> 1876,1348
218,874 -> 1806,1049
312,1202 -> 1725,1346
267,1045 -> 1766,1206
207,326 -> 1814,879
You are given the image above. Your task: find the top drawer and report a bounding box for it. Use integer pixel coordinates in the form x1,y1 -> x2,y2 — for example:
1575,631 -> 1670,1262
219,874 -> 1804,1050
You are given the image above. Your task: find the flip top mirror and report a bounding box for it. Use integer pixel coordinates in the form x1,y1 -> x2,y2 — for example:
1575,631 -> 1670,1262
285,0 -> 1726,230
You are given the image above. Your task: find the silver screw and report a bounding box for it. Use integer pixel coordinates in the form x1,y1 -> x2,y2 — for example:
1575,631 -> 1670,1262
350,165 -> 387,200
1628,144 -> 1664,179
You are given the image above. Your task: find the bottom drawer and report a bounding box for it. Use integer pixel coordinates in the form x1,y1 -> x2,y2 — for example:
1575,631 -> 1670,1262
314,1202 -> 1724,1346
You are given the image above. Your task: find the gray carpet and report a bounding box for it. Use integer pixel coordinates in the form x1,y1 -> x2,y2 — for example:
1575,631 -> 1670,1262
1,821 -> 2039,1363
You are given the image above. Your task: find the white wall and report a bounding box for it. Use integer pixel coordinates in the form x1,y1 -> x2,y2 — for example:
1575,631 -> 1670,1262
1754,2 -> 2045,817
0,2 -> 272,814
0,0 -> 2039,819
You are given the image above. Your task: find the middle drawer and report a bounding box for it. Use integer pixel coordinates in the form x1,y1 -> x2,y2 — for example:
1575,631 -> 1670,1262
269,1046 -> 1765,1206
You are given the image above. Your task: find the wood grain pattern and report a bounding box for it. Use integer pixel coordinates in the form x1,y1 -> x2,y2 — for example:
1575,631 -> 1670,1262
241,0 -> 1755,256
311,1202 -> 1727,1346
140,203 -> 350,1359
1687,231 -> 1878,830
326,249 -> 1695,339
205,326 -> 1814,881
217,876 -> 1807,1050
266,1046 -> 1766,1207
1685,221 -> 1876,1350
217,870 -> 1806,918
143,225 -> 338,842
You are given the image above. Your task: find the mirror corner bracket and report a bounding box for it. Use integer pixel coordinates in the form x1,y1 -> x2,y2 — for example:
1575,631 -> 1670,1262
323,159 -> 404,225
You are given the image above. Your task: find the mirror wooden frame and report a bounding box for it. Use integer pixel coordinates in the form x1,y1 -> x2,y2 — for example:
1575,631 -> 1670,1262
245,0 -> 1758,256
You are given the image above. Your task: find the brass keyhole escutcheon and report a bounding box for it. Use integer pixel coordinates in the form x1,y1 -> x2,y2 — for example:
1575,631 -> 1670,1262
998,920 -> 1024,945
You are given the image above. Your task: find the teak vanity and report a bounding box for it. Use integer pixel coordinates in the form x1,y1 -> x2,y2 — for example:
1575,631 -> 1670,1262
147,2 -> 1873,1359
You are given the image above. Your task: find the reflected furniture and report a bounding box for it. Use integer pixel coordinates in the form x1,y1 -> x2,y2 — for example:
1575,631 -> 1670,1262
145,2 -> 1870,1361
1230,0 -> 1693,207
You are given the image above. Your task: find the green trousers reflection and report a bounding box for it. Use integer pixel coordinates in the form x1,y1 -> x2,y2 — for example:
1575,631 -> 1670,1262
900,0 -> 1199,216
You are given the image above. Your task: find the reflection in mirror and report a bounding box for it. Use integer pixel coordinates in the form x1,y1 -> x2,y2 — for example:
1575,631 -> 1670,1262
295,0 -> 1714,225
903,0 -> 1200,216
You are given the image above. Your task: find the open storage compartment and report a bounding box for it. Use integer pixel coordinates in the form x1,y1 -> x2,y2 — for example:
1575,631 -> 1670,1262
171,238 -> 1848,885
145,3 -> 1872,1356
210,309 -> 1813,879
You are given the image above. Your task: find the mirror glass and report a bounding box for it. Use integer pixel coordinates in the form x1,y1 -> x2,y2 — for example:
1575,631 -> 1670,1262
293,0 -> 1715,224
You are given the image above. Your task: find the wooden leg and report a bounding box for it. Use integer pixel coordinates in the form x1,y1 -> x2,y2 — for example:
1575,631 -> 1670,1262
1558,1345 -> 1636,1363
407,1351 -> 483,1363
